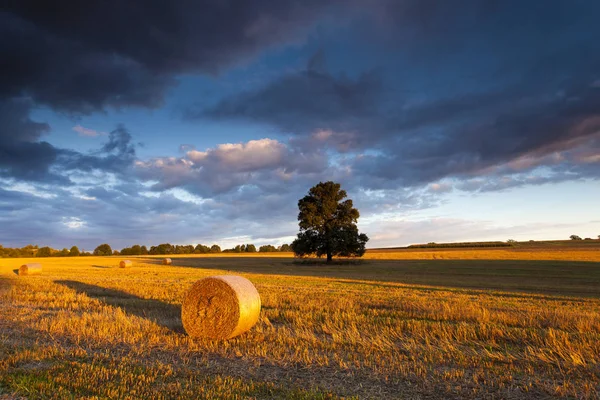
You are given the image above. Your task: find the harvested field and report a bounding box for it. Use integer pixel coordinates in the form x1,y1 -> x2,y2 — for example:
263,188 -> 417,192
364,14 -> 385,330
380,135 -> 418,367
0,254 -> 599,399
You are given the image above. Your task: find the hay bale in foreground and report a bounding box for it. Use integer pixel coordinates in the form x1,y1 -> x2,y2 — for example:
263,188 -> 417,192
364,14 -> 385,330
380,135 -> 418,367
162,258 -> 172,265
19,263 -> 42,276
182,275 -> 261,340
119,260 -> 132,268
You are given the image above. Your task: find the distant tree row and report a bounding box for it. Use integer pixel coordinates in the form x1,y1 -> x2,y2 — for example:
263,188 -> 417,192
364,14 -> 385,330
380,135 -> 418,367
570,235 -> 600,241
145,243 -> 221,255
0,244 -> 89,258
116,242 -> 291,256
221,243 -> 291,253
222,244 -> 256,253
0,242 -> 294,258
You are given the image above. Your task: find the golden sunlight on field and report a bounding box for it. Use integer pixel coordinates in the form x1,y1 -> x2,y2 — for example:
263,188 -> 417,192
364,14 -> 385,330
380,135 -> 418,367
1,254 -> 599,399
364,246 -> 600,262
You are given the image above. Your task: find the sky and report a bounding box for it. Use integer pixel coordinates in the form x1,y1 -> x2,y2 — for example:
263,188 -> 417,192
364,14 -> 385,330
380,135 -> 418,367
1,0 -> 599,251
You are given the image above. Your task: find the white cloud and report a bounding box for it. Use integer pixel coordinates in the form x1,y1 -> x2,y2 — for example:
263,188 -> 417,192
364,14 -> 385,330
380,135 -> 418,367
187,138 -> 287,171
72,124 -> 106,137
62,217 -> 85,229
136,137 -> 328,195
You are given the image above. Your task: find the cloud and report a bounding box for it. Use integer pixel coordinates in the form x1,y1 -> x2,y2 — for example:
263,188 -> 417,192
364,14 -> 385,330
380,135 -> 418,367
0,1 -> 343,187
73,125 -> 105,137
1,0 -> 599,250
362,216 -> 600,248
0,98 -> 64,183
0,178 -> 302,249
58,131 -> 136,178
199,62 -> 384,151
2,1 -> 341,114
197,0 -> 600,190
187,139 -> 288,172
136,138 -> 328,195
1,105 -> 138,183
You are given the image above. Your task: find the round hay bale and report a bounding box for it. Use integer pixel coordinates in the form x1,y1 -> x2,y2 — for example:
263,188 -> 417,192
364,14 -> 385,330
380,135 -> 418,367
162,258 -> 172,265
19,263 -> 42,276
119,260 -> 132,268
182,275 -> 261,340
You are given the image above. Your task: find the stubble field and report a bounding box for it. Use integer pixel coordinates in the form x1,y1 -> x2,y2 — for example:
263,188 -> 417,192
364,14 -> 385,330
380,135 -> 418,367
1,246 -> 599,399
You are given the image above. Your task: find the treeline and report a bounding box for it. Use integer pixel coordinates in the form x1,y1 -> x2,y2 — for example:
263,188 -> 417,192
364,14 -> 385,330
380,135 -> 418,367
222,244 -> 291,253
0,244 -> 88,258
407,241 -> 513,249
120,243 -> 291,255
0,242 -> 293,258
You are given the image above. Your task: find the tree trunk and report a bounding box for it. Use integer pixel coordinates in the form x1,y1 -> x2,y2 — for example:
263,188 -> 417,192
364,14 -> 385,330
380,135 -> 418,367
327,252 -> 332,263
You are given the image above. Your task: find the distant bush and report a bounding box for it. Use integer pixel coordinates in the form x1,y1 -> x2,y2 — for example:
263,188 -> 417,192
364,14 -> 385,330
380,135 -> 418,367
279,244 -> 292,252
93,244 -> 113,256
37,246 -> 53,257
259,245 -> 278,252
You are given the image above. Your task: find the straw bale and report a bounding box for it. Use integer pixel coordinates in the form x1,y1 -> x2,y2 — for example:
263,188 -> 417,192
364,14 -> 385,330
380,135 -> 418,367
119,260 -> 132,268
163,258 -> 172,265
19,263 -> 42,276
181,275 -> 261,339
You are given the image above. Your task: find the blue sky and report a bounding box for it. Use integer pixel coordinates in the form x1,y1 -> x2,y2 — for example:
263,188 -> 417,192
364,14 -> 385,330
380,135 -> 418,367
1,1 -> 599,250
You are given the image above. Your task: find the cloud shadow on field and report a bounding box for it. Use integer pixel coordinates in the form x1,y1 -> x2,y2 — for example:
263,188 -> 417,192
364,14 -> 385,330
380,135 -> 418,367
162,257 -> 600,299
140,258 -> 165,266
55,280 -> 184,333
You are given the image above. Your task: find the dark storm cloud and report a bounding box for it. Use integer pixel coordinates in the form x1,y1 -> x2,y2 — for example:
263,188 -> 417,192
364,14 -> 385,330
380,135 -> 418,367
354,83 -> 600,186
1,0 -> 341,184
1,0 -> 339,114
58,125 -> 137,174
0,103 -> 138,183
0,98 -> 65,182
200,63 -> 384,144
201,0 -> 600,188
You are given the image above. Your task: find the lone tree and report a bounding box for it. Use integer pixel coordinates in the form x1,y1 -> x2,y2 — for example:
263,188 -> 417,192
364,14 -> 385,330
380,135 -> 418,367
292,181 -> 368,263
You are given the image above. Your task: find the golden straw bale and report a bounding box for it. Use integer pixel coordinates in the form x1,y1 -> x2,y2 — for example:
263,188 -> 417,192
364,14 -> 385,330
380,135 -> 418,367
119,260 -> 132,268
19,263 -> 42,276
181,275 -> 261,339
162,258 -> 172,265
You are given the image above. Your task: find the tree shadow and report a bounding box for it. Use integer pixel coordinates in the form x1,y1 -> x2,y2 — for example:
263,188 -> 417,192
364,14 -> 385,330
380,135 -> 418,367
55,280 -> 184,333
91,265 -> 112,269
141,258 -> 165,266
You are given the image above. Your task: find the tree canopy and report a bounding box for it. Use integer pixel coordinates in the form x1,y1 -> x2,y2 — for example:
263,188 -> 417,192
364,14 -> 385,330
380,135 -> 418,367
93,243 -> 113,256
69,246 -> 80,257
291,181 -> 368,262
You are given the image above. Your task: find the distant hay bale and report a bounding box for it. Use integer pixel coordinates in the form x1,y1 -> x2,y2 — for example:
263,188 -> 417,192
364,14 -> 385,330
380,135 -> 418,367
162,258 -> 172,265
119,260 -> 132,268
19,263 -> 42,276
182,275 -> 261,340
